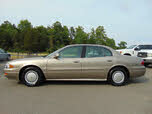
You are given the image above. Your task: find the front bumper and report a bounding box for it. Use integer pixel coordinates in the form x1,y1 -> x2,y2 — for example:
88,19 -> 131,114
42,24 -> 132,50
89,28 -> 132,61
4,68 -> 19,80
143,58 -> 152,64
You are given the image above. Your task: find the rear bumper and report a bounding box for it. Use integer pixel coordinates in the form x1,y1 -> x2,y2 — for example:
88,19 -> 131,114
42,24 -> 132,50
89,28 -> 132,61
130,66 -> 146,78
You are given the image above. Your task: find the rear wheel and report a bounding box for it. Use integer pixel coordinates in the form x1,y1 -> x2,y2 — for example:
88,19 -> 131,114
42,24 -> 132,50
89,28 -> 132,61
21,67 -> 44,87
108,67 -> 129,86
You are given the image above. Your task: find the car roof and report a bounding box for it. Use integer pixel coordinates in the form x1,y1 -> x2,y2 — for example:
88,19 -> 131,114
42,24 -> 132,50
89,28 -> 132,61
65,44 -> 111,48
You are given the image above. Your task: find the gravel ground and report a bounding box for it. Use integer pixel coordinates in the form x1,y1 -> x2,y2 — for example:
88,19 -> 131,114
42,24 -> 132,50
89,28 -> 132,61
0,61 -> 152,114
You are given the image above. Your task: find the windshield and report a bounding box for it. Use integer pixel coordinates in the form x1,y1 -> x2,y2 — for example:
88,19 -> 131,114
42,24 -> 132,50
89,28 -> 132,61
138,45 -> 152,50
0,49 -> 5,53
126,45 -> 137,49
46,47 -> 65,58
46,50 -> 58,58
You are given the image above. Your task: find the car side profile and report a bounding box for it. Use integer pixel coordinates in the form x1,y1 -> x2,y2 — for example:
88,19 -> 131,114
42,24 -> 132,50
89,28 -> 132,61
4,44 -> 146,86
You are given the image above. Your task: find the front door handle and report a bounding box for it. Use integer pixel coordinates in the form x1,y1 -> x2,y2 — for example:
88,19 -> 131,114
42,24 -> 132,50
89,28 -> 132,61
107,60 -> 112,62
73,60 -> 80,63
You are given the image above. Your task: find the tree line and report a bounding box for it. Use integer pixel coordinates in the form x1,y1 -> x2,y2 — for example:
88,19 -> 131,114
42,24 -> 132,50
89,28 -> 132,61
0,20 -> 127,53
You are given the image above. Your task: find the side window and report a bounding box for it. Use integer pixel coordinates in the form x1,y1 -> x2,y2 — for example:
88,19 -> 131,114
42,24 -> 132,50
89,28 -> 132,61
138,45 -> 142,50
85,46 -> 112,58
103,48 -> 112,56
59,46 -> 83,58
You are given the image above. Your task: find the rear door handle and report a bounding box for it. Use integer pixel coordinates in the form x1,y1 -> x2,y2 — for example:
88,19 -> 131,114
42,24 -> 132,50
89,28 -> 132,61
73,60 -> 80,63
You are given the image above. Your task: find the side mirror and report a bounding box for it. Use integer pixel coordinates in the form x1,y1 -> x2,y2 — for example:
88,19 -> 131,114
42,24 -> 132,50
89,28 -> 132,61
134,47 -> 140,51
53,53 -> 59,59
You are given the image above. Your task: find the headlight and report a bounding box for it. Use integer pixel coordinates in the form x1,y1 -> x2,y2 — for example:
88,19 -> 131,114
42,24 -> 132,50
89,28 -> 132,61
5,63 -> 14,69
147,53 -> 152,57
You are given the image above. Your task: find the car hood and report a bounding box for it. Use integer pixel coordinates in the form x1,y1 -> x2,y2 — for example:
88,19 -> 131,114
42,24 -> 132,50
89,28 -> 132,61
8,57 -> 47,65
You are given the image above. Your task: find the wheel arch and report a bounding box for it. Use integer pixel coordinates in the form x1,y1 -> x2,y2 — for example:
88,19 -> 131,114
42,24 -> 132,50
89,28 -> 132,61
108,65 -> 130,79
19,65 -> 45,81
123,53 -> 131,56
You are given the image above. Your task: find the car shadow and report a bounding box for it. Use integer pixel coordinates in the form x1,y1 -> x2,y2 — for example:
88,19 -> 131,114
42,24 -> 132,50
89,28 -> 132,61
41,77 -> 149,86
146,65 -> 152,68
128,76 -> 149,85
42,80 -> 109,86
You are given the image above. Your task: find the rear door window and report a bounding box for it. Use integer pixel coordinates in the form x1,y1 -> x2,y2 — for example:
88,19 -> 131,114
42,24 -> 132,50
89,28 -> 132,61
85,46 -> 112,58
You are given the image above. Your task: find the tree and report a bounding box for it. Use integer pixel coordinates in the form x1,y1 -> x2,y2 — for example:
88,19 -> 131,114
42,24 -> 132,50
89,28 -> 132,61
62,26 -> 72,45
18,20 -> 32,31
95,26 -> 107,45
0,21 -> 17,50
0,20 -> 127,53
24,28 -> 33,53
105,38 -> 116,49
17,20 -> 33,52
35,26 -> 49,52
88,28 -> 96,44
48,21 -> 71,51
118,41 -> 127,49
73,26 -> 88,44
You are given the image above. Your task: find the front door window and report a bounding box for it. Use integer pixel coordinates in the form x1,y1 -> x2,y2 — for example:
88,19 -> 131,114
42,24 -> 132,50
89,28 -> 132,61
59,46 -> 83,58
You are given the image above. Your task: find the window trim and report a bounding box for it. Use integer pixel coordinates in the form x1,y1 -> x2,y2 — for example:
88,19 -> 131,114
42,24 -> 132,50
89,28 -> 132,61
58,46 -> 84,59
84,46 -> 113,58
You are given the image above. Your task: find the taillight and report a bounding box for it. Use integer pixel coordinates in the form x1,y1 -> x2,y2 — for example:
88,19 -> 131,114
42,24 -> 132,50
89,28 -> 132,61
141,60 -> 144,65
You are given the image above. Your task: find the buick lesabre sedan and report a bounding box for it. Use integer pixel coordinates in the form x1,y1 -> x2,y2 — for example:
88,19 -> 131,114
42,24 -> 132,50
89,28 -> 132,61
4,44 -> 146,87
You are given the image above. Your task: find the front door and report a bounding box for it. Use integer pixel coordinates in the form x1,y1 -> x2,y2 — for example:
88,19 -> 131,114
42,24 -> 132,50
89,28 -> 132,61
46,46 -> 83,79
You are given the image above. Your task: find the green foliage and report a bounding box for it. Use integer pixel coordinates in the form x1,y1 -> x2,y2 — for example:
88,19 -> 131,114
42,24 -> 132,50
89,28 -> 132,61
48,21 -> 71,51
118,41 -> 127,49
73,26 -> 89,44
18,20 -> 32,31
0,20 -> 127,53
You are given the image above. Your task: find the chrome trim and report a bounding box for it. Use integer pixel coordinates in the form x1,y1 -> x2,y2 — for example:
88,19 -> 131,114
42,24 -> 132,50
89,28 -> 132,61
46,79 -> 107,81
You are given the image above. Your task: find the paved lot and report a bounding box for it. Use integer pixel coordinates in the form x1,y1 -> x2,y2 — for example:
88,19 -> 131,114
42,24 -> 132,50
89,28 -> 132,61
0,61 -> 152,114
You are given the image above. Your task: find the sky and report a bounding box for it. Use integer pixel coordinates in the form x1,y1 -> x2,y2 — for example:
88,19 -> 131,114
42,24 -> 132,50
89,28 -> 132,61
0,0 -> 152,46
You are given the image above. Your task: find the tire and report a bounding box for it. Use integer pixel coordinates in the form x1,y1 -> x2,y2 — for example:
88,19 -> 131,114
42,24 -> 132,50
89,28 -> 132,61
21,67 -> 44,87
108,67 -> 129,86
144,63 -> 150,67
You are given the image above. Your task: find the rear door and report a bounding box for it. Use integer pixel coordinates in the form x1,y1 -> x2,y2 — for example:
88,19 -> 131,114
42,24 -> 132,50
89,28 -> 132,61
81,46 -> 113,79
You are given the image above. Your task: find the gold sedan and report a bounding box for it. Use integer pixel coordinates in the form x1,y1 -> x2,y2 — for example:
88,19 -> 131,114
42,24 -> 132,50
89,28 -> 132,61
4,44 -> 146,86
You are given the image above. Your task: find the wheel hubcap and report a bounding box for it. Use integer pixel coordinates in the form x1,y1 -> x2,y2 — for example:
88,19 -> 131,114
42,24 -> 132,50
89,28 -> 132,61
25,70 -> 38,85
112,71 -> 125,84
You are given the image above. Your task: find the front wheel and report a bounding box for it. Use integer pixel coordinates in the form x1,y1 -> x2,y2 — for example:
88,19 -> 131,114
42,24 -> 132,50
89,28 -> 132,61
108,67 -> 129,86
21,67 -> 44,87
